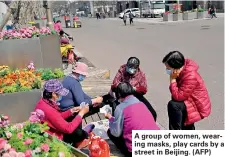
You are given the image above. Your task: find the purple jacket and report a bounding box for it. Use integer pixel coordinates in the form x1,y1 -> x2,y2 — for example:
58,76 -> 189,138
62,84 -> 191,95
109,95 -> 159,152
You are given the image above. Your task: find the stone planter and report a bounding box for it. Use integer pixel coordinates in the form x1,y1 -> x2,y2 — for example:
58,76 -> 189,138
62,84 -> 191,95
0,90 -> 42,123
203,11 -> 208,18
183,12 -> 197,20
173,13 -> 183,21
0,35 -> 62,69
163,13 -> 173,21
197,12 -> 204,19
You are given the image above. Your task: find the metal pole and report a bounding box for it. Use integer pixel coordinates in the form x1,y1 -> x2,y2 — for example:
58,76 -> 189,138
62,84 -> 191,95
44,0 -> 54,30
139,0 -> 142,18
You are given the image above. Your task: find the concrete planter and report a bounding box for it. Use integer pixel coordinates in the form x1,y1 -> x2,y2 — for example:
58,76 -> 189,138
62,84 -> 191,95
197,12 -> 204,19
203,11 -> 208,18
173,13 -> 183,21
183,12 -> 197,20
0,90 -> 42,123
163,13 -> 173,21
0,35 -> 62,69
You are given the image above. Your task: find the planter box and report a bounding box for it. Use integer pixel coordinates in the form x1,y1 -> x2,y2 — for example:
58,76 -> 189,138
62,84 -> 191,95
0,90 -> 42,123
197,12 -> 204,19
163,14 -> 173,21
173,13 -> 183,21
203,11 -> 208,18
0,35 -> 62,69
183,12 -> 197,20
48,135 -> 89,157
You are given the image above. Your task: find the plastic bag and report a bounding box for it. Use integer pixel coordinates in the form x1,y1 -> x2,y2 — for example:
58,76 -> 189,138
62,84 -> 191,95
89,132 -> 110,157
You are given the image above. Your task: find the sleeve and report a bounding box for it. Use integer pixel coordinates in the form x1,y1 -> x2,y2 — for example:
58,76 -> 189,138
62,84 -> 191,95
70,81 -> 92,105
111,67 -> 123,91
109,107 -> 124,137
60,109 -> 73,119
47,111 -> 82,134
170,74 -> 198,101
135,72 -> 147,95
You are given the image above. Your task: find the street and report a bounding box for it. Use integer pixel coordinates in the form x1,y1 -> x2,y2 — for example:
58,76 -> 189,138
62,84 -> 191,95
65,17 -> 224,130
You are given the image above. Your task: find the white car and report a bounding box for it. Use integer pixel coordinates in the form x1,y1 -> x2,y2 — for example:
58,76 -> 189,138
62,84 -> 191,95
119,8 -> 140,19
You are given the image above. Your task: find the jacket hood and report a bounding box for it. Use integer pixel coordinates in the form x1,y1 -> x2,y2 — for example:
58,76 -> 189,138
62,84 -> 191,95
183,59 -> 199,73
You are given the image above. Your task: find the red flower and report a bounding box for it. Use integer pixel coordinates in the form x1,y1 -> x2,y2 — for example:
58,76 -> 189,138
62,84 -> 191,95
41,144 -> 50,152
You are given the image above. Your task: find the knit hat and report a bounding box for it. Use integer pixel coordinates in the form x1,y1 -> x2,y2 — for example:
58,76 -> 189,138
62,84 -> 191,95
44,79 -> 69,96
72,62 -> 88,76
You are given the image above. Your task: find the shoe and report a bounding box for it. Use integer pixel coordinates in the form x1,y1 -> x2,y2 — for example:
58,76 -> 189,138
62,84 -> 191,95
83,124 -> 95,134
75,139 -> 90,149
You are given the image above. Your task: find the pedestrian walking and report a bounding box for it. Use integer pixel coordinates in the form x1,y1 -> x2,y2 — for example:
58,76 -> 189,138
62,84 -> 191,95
162,51 -> 211,130
129,11 -> 134,25
123,14 -> 127,26
210,6 -> 217,18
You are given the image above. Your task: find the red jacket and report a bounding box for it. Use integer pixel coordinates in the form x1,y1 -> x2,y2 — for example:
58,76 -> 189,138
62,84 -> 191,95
112,64 -> 147,95
170,59 -> 211,125
34,99 -> 82,140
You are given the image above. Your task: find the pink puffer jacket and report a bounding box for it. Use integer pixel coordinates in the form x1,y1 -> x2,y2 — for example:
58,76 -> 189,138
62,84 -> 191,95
170,59 -> 211,125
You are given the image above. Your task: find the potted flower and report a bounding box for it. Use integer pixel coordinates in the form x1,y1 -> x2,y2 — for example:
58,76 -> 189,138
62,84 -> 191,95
163,11 -> 173,21
183,10 -> 197,20
171,10 -> 183,21
197,8 -> 204,19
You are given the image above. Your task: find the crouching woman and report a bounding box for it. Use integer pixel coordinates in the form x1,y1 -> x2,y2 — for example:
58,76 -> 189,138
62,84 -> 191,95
34,79 -> 93,149
105,82 -> 159,157
162,51 -> 211,130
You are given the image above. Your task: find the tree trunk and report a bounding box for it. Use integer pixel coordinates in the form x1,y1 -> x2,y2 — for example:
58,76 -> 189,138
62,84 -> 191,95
0,7 -> 12,31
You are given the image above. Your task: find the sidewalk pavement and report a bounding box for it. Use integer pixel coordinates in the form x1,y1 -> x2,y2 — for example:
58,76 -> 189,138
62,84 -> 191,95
106,13 -> 224,24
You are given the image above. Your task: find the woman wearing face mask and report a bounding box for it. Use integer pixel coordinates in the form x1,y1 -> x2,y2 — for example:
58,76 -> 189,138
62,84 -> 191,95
162,51 -> 211,130
110,57 -> 157,121
106,82 -> 159,157
60,62 -> 103,112
34,79 -> 93,148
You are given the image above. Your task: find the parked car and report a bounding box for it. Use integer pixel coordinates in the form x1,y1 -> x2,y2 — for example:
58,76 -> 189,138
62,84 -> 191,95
119,8 -> 140,19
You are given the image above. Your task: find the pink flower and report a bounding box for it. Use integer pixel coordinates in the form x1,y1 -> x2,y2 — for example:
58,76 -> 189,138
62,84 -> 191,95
41,144 -> 50,152
58,152 -> 65,157
9,148 -> 16,151
5,131 -> 12,138
0,139 -> 7,150
25,150 -> 32,157
4,144 -> 11,151
29,109 -> 44,123
9,151 -> 17,157
23,139 -> 33,145
2,153 -> 11,157
17,133 -> 23,139
17,152 -> 25,157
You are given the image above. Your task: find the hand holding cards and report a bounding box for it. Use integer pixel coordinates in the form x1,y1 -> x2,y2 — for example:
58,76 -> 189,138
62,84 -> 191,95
78,102 -> 89,117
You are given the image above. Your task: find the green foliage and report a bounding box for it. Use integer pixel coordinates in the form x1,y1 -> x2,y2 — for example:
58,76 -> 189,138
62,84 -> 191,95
54,68 -> 64,78
0,68 -> 10,77
48,137 -> 73,157
32,78 -> 42,89
8,134 -> 28,152
2,85 -> 17,93
198,8 -> 204,12
39,68 -> 64,80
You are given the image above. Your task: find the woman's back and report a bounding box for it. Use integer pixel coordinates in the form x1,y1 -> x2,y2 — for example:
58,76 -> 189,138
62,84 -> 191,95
116,95 -> 159,152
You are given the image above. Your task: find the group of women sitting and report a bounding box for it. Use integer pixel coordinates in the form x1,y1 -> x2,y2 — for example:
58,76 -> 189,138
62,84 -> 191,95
33,51 -> 211,157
